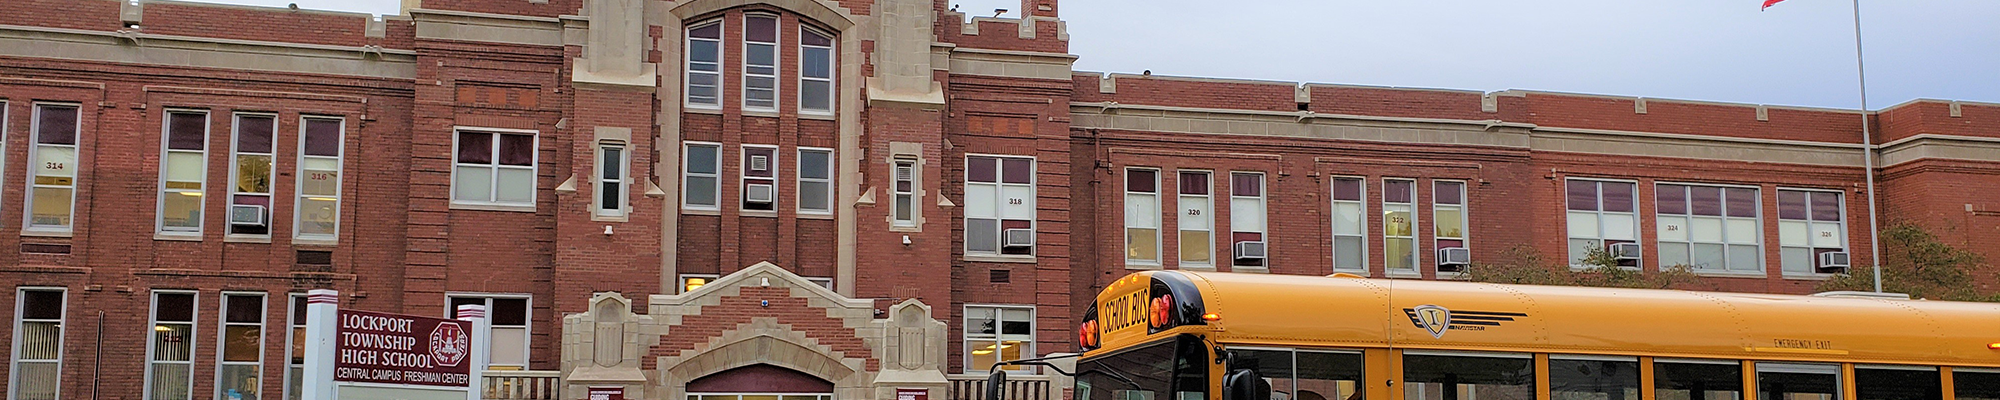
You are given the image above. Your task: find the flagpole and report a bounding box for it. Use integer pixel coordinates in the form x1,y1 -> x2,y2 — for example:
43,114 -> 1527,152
1850,0 -> 1883,293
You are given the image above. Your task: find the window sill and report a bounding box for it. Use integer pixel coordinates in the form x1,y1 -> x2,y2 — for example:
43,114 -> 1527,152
963,254 -> 1037,264
153,233 -> 202,242
741,210 -> 778,218
1384,270 -> 1423,279
1179,264 -> 1217,272
1691,270 -> 1769,278
1780,273 -> 1835,281
225,234 -> 273,244
294,237 -> 338,247
1330,268 -> 1369,276
889,223 -> 921,233
681,207 -> 722,216
1231,266 -> 1270,274
591,213 -> 630,223
1123,262 -> 1163,271
21,229 -> 72,238
1436,271 -> 1468,280
797,212 -> 835,220
799,112 -> 836,121
451,202 -> 536,213
684,106 -> 723,115
742,109 -> 780,118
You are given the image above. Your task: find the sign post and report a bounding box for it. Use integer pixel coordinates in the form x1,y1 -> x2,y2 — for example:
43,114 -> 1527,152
303,290 -> 340,400
456,304 -> 491,400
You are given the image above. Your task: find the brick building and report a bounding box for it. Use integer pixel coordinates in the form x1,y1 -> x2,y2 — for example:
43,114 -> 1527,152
0,0 -> 1996,399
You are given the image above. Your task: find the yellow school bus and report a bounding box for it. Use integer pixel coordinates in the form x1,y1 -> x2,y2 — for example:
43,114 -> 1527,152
1031,270 -> 2000,400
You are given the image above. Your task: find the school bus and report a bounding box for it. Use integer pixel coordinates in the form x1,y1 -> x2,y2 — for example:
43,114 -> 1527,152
987,270 -> 2000,400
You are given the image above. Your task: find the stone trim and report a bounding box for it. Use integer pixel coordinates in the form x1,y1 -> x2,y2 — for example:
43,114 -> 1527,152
0,24 -> 416,79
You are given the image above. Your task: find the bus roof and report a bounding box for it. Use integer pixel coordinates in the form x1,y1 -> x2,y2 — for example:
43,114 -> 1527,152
1108,270 -> 2000,367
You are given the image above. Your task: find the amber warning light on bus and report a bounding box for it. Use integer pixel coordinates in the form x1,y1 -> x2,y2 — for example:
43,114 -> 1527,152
1988,342 -> 2000,350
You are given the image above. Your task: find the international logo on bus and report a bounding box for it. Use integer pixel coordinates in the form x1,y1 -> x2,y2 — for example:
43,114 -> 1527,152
1403,305 -> 1528,338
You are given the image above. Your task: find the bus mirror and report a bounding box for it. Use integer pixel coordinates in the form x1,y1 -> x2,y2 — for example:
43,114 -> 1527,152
1223,369 -> 1271,400
984,370 -> 1007,400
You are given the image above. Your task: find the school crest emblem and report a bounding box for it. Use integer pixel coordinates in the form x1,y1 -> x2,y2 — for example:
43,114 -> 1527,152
1411,305 -> 1450,339
1402,305 -> 1528,339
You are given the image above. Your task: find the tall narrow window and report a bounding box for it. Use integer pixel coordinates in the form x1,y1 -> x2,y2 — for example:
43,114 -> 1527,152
682,142 -> 721,210
11,288 -> 64,400
1383,179 -> 1417,273
1124,168 -> 1161,266
27,104 -> 80,231
1778,189 -> 1846,275
797,148 -> 833,214
147,291 -> 197,400
297,117 -> 344,240
741,146 -> 777,211
892,158 -> 916,226
966,156 -> 1035,256
229,114 -> 277,236
159,111 -> 208,235
1177,171 -> 1213,268
1434,180 -> 1468,272
964,305 -> 1034,372
1230,172 -> 1267,268
217,293 -> 265,400
1657,184 -> 1761,272
447,296 -> 529,370
453,130 -> 537,207
799,27 -> 835,114
1566,180 -> 1638,266
597,142 -> 628,217
743,15 -> 779,111
284,295 -> 306,400
685,21 -> 723,108
1331,177 -> 1366,271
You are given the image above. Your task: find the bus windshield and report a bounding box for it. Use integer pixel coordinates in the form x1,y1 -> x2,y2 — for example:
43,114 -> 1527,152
1076,335 -> 1209,400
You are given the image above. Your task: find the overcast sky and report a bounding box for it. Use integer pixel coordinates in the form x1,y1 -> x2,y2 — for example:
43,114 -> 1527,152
201,0 -> 1997,109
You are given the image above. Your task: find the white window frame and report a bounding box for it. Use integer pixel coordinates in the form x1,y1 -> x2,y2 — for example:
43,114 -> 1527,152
1655,182 -> 1764,274
596,141 -> 629,217
450,127 -> 539,209
445,293 -> 532,370
679,273 -> 721,294
1564,178 -> 1641,268
25,103 -> 81,234
215,292 -> 266,400
0,100 -> 8,212
145,290 -> 198,400
797,26 -> 835,115
1382,178 -> 1418,274
227,113 -> 279,238
964,154 -> 1037,257
282,293 -> 305,400
796,147 -> 834,215
1124,168 -> 1162,267
684,19 -> 724,109
1433,180 -> 1469,275
741,13 -> 780,112
1329,176 -> 1368,272
295,116 -> 347,242
740,145 -> 779,212
1229,172 -> 1268,269
805,277 -> 836,291
1177,170 -> 1214,269
963,304 -> 1036,374
682,141 -> 723,211
157,110 -> 210,236
892,158 -> 917,227
10,287 -> 65,400
1777,187 -> 1847,277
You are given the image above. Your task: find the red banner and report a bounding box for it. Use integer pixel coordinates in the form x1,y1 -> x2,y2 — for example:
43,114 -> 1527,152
334,309 -> 473,387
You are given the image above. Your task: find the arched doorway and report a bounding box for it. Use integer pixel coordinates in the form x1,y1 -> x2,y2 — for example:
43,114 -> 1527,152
687,364 -> 836,400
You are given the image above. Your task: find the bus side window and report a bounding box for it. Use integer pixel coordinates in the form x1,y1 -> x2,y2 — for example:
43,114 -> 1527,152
1654,361 -> 1743,400
1295,351 -> 1363,400
1955,369 -> 2000,400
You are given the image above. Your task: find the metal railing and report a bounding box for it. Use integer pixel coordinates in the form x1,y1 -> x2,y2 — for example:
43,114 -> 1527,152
483,370 -> 562,400
948,374 -> 1054,400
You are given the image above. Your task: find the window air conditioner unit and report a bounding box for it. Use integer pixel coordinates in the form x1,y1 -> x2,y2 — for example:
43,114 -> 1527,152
1436,247 -> 1471,273
1003,228 -> 1034,248
1817,252 -> 1851,273
228,204 -> 268,226
745,183 -> 775,204
750,155 -> 770,171
1608,242 -> 1643,261
1234,241 -> 1267,260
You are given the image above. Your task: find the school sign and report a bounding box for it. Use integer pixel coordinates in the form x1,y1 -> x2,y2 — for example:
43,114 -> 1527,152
301,289 -> 493,400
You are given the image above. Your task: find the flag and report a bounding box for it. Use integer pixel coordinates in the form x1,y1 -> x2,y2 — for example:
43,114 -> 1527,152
1762,0 -> 1786,10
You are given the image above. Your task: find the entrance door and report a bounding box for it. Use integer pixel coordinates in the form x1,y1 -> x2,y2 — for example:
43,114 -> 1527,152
688,364 -> 836,400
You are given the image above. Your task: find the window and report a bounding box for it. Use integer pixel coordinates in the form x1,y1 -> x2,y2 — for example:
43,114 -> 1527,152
741,146 -> 777,211
1550,356 -> 1639,400
217,293 -> 265,400
1230,172 -> 1266,268
229,114 -> 277,236
965,305 -> 1032,372
1778,189 -> 1846,275
685,20 -> 722,108
1434,180 -> 1468,270
1654,360 -> 1742,400
798,148 -> 833,214
10,288 -> 64,400
1757,363 -> 1841,400
1956,369 -> 2000,400
597,142 -> 628,217
683,142 -> 721,210
1228,349 -> 1364,400
1383,179 -> 1417,273
1854,366 -> 1940,400
799,27 -> 834,113
1124,168 -> 1161,266
892,158 -> 916,226
448,295 -> 530,370
1330,177 -> 1367,271
1402,352 -> 1532,400
966,156 -> 1034,256
743,14 -> 779,111
27,104 -> 79,231
159,111 -> 208,235
1657,184 -> 1761,272
679,274 -> 720,293
1566,180 -> 1639,266
297,117 -> 344,240
147,291 -> 197,400
1178,171 -> 1213,267
454,129 -> 536,207
283,295 -> 306,400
